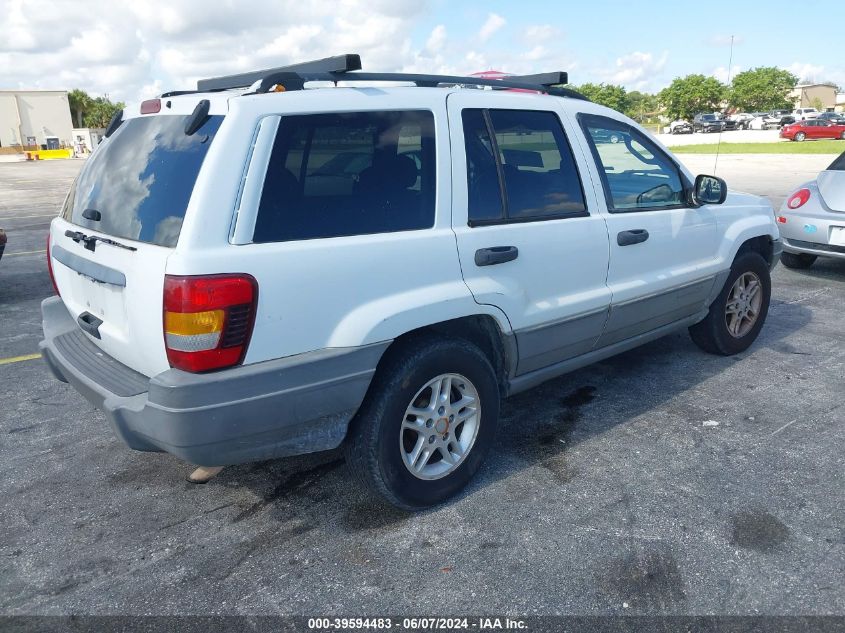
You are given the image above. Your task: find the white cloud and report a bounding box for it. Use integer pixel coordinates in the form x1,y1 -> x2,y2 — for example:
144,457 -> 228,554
786,62 -> 825,83
594,51 -> 669,91
712,65 -> 742,84
707,34 -> 744,47
425,25 -> 447,56
478,13 -> 506,42
0,0 -> 432,102
523,25 -> 559,43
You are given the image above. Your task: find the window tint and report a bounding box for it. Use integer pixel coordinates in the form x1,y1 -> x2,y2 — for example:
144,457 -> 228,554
462,109 -> 587,224
462,109 -> 505,222
62,114 -> 224,247
828,151 -> 845,171
254,110 -> 435,242
578,113 -> 685,212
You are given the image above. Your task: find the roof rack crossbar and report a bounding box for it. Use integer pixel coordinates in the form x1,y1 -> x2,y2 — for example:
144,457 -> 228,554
506,72 -> 568,87
253,71 -> 587,100
196,54 -> 362,92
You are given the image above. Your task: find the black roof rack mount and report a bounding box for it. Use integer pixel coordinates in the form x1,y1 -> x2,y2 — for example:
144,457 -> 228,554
196,54 -> 361,92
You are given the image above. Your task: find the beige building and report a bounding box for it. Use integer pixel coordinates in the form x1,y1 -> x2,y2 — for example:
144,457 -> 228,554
789,83 -> 837,111
0,90 -> 74,150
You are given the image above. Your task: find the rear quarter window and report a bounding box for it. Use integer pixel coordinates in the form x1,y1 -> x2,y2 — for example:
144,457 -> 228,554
62,114 -> 223,247
253,110 -> 436,242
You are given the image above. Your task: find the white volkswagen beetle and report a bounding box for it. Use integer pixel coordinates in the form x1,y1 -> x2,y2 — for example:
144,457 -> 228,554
778,151 -> 845,269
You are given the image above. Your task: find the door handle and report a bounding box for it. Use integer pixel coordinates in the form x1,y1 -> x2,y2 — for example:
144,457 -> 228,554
77,311 -> 103,339
475,246 -> 519,266
617,229 -> 649,246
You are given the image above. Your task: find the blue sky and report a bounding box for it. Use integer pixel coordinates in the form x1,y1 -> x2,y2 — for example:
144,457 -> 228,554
0,0 -> 839,102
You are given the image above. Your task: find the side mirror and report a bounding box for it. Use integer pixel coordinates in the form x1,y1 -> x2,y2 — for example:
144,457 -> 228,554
692,174 -> 727,206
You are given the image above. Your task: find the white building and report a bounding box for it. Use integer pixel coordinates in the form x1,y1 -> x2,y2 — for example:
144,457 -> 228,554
0,90 -> 74,150
71,127 -> 104,154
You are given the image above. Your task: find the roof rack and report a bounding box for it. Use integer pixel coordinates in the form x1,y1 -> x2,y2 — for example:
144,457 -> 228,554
194,54 -> 362,92
163,54 -> 586,102
250,70 -> 586,100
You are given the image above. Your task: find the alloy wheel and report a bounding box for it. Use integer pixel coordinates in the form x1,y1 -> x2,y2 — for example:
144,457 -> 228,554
399,373 -> 481,480
725,272 -> 763,338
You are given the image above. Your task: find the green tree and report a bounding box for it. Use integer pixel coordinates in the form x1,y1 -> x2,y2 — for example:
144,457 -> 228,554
658,74 -> 726,120
83,96 -> 126,128
572,83 -> 630,114
728,67 -> 798,112
625,90 -> 659,121
68,88 -> 93,128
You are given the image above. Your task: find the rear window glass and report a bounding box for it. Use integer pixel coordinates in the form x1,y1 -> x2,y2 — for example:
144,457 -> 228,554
829,152 -> 845,171
253,110 -> 435,242
61,114 -> 223,247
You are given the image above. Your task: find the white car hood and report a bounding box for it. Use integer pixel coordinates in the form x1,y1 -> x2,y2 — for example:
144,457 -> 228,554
817,170 -> 845,212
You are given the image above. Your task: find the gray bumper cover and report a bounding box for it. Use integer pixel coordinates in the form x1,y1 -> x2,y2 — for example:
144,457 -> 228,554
39,296 -> 388,466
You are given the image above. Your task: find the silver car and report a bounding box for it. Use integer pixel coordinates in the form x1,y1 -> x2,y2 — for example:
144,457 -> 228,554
778,152 -> 845,269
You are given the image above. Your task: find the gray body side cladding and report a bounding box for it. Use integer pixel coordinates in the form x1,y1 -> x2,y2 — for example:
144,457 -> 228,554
39,296 -> 390,466
506,271 -> 730,396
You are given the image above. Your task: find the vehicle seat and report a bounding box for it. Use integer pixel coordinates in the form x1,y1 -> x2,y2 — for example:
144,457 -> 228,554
253,167 -> 301,242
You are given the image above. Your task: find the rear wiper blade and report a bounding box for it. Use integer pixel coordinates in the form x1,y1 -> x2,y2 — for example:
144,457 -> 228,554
64,230 -> 137,252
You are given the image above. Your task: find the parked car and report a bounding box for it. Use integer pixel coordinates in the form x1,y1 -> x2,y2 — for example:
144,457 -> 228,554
778,151 -> 845,269
817,111 -> 845,125
0,228 -> 5,262
748,113 -> 771,130
780,119 -> 845,141
793,107 -> 820,121
669,120 -> 693,134
39,56 -> 781,509
693,113 -> 726,133
730,113 -> 755,130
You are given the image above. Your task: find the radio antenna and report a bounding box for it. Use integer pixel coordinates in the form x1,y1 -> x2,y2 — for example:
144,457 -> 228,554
714,35 -> 735,175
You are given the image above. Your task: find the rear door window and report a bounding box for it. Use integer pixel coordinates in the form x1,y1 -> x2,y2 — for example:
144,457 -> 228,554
253,110 -> 436,242
462,108 -> 587,225
62,114 -> 223,247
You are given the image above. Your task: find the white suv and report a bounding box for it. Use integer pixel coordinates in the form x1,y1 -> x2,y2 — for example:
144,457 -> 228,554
793,107 -> 820,121
40,55 -> 782,509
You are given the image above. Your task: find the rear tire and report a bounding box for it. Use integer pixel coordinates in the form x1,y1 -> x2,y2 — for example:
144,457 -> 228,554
780,251 -> 817,269
689,252 -> 771,356
344,335 -> 500,510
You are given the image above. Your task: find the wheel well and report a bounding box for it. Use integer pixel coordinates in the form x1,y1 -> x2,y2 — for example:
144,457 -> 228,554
386,315 -> 513,391
736,235 -> 774,267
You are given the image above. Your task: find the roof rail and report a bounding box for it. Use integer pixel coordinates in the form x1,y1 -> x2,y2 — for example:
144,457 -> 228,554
195,54 -> 362,92
250,71 -> 587,100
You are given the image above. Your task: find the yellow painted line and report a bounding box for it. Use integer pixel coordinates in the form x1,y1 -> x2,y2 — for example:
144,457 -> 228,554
3,249 -> 46,256
0,353 -> 41,366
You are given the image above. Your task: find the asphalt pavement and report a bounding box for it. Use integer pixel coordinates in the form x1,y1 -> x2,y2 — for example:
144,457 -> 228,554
0,158 -> 842,617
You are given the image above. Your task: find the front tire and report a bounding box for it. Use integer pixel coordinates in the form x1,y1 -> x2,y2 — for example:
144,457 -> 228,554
780,251 -> 817,269
794,131 -> 806,141
689,252 -> 771,356
344,335 -> 500,510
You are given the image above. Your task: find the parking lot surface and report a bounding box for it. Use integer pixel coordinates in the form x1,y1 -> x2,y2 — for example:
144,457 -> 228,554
1,159 -> 843,616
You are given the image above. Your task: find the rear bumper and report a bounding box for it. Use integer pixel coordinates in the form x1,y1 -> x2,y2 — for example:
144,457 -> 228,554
39,296 -> 388,466
783,237 -> 845,260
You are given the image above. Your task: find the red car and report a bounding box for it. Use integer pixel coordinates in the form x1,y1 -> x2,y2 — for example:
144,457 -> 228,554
780,119 -> 845,141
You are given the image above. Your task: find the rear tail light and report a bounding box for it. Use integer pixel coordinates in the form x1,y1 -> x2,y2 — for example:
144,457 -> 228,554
786,188 -> 811,210
163,274 -> 258,372
46,234 -> 60,296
